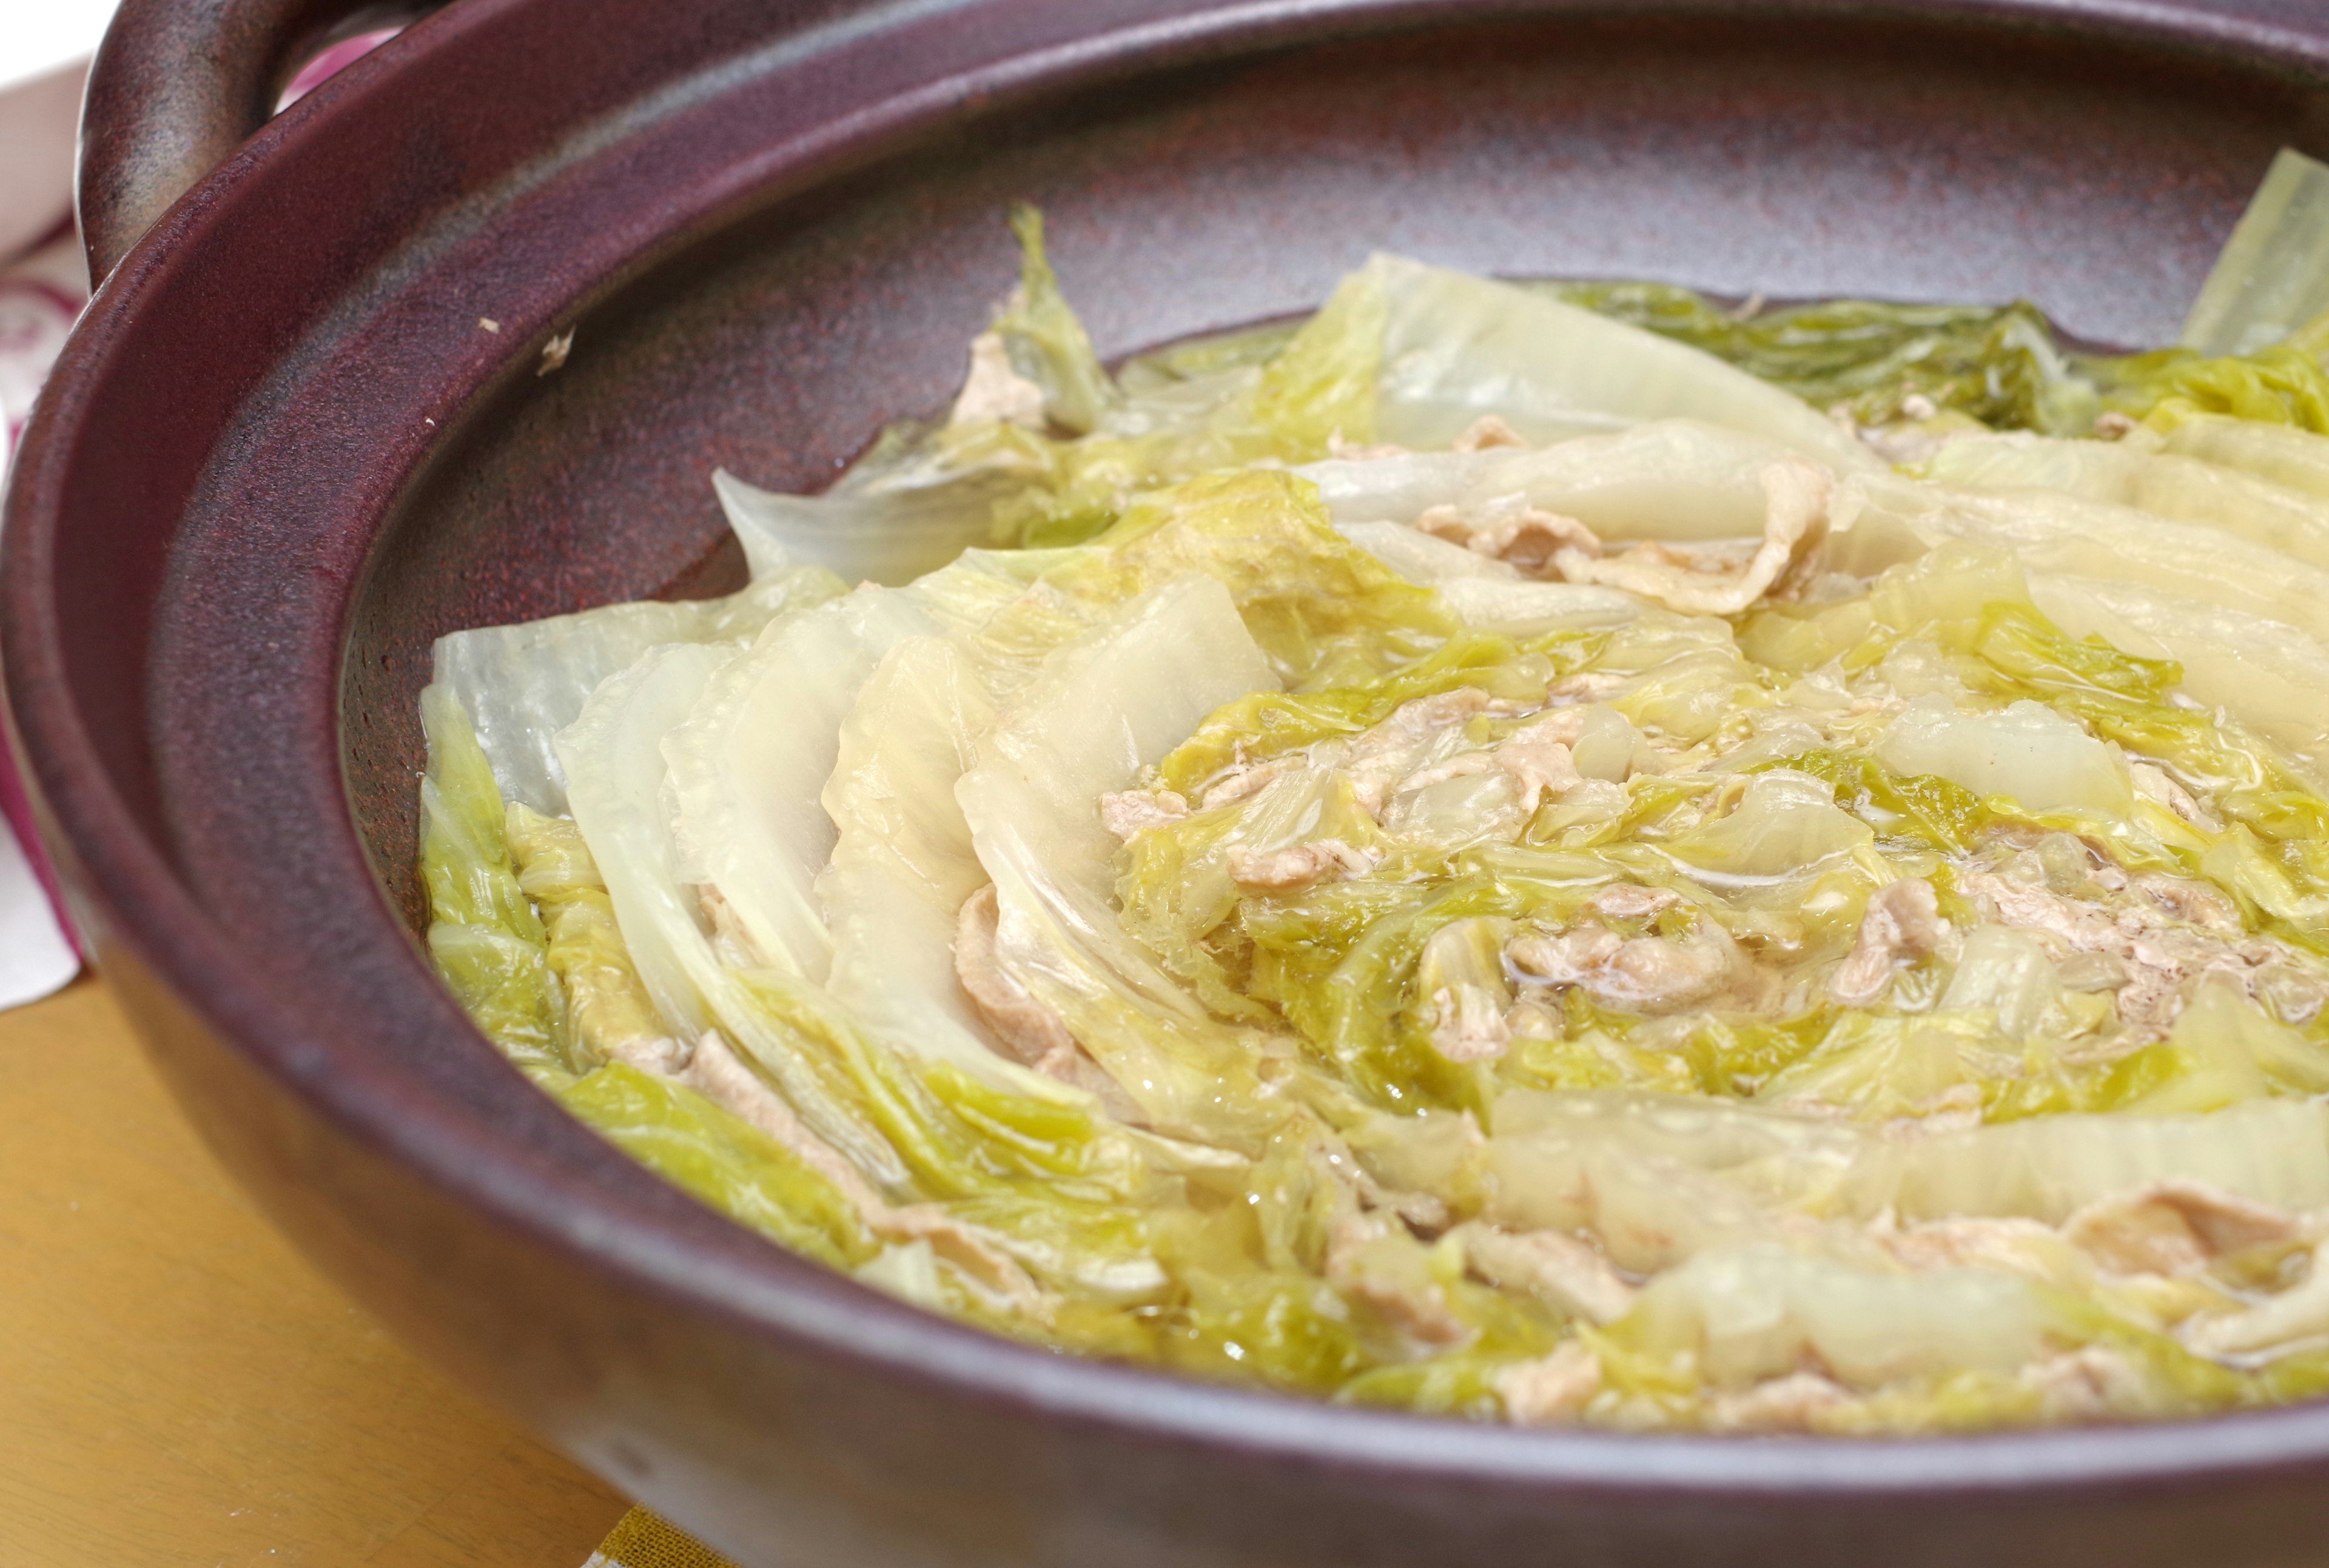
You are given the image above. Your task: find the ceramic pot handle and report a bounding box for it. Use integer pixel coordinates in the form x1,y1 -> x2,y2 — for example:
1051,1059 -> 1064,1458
77,0 -> 441,282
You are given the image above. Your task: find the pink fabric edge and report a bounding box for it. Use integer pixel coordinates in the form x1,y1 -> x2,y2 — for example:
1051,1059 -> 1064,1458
277,28 -> 402,110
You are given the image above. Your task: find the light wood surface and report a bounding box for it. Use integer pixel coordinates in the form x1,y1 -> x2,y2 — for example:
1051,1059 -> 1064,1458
0,977 -> 631,1567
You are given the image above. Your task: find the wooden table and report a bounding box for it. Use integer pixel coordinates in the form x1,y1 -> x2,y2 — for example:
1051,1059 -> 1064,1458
0,977 -> 631,1567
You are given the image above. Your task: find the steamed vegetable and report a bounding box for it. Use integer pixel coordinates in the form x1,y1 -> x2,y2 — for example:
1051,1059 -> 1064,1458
418,149 -> 2329,1435
1367,256 -> 1879,468
2176,148 -> 2329,360
434,557 -> 845,813
1542,283 -> 2097,436
419,682 -> 565,1078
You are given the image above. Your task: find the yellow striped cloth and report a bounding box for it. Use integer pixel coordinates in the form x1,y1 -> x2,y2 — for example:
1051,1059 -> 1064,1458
585,1507 -> 742,1568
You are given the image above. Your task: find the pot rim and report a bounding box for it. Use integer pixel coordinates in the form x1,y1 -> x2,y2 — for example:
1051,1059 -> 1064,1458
17,0 -> 2329,1503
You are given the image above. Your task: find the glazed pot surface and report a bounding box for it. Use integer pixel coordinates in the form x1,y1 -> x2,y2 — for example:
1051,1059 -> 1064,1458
17,1 -> 2329,1562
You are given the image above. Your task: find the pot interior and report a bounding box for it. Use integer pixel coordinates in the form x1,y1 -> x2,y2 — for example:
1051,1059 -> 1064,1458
335,8 -> 2319,933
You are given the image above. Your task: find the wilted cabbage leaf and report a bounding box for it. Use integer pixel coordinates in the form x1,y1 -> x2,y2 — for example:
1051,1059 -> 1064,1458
415,172 -> 2329,1435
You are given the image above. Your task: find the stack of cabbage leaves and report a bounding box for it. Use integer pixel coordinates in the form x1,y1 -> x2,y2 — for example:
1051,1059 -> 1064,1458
420,153 -> 2329,1433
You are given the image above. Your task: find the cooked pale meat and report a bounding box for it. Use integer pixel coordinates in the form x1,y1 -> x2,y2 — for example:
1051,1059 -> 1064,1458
1829,877 -> 1945,1005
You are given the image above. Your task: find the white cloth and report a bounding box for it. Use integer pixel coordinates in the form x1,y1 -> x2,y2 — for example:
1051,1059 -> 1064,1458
1,232 -> 88,467
0,811 -> 75,1008
0,2 -> 116,260
0,26 -> 99,1008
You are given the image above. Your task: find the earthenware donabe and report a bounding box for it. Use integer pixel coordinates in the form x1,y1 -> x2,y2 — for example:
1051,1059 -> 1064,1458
13,1 -> 2329,1561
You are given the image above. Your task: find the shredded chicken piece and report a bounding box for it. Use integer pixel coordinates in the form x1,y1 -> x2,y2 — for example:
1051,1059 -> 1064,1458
1707,1373 -> 1853,1433
1828,877 -> 1945,1006
2133,873 -> 2239,933
1967,873 -> 2116,950
1199,754 -> 1300,810
669,1035 -> 814,1147
1550,457 -> 1831,614
1338,688 -> 1500,813
1413,506 -> 1473,548
2123,924 -> 2276,1029
1228,837 -> 1380,892
1494,1342 -> 1603,1424
1507,923 -> 1741,1014
1098,788 -> 1189,842
1417,497 -> 1600,575
1585,883 -> 1679,922
1507,926 -> 1622,983
1608,934 -> 1737,1013
1494,735 -> 1582,814
1428,984 -> 1511,1063
952,885 -> 1095,1085
948,330 -> 1047,427
1965,870 -> 2280,1031
2065,1182 -> 2302,1278
2130,761 -> 2223,833
2093,410 -> 2139,440
1457,1223 -> 1637,1324
2116,941 -> 2196,1030
1452,414 -> 1528,452
2021,1347 -> 2147,1421
1470,508 -> 1600,575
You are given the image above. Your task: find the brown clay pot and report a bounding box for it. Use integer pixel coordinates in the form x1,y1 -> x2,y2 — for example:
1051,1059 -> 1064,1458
12,1 -> 2329,1561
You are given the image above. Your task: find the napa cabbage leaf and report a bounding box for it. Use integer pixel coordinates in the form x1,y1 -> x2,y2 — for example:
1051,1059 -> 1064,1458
956,574 -> 1288,1142
418,683 -> 566,1079
1545,280 -> 2097,435
432,551 -> 845,813
2176,147 -> 2329,360
1368,255 -> 1879,468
